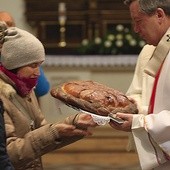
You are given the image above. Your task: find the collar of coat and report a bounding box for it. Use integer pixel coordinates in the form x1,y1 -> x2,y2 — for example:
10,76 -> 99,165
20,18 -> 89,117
144,27 -> 170,77
0,76 -> 17,99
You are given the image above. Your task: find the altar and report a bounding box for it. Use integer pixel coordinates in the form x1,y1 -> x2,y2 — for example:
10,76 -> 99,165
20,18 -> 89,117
44,55 -> 137,68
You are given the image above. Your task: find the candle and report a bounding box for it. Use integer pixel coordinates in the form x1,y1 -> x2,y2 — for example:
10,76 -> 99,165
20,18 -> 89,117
58,2 -> 67,47
58,2 -> 67,25
58,2 -> 66,12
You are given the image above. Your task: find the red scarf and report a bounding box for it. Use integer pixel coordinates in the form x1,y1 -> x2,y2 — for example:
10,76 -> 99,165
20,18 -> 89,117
0,66 -> 38,97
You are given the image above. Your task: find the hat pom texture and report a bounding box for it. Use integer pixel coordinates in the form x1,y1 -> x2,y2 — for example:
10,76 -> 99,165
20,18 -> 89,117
0,22 -> 45,70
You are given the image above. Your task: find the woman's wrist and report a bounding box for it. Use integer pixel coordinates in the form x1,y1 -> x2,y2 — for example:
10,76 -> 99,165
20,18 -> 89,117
64,113 -> 80,126
72,113 -> 79,126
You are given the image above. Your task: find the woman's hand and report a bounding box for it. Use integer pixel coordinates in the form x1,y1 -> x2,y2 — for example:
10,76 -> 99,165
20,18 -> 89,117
109,112 -> 133,132
73,113 -> 97,129
62,113 -> 97,137
55,123 -> 93,137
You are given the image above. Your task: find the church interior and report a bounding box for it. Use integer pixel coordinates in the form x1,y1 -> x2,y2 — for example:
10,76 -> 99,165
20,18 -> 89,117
1,0 -> 142,169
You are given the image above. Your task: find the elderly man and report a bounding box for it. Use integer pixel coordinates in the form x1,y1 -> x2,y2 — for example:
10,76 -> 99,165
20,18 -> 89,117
109,0 -> 170,169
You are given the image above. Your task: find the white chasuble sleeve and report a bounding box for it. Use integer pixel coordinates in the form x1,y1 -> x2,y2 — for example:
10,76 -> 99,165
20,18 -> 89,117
132,114 -> 167,170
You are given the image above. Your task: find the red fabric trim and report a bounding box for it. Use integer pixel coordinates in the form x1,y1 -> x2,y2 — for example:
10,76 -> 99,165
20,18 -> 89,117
148,64 -> 163,114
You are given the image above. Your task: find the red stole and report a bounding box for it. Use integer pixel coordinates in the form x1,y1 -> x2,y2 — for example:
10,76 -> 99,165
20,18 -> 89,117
147,61 -> 170,160
148,63 -> 163,114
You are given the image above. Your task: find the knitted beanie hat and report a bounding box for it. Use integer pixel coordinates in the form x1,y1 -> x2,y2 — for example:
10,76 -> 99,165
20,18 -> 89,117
0,22 -> 45,70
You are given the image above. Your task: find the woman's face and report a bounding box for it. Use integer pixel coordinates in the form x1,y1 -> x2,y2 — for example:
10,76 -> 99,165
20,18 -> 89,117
16,62 -> 43,78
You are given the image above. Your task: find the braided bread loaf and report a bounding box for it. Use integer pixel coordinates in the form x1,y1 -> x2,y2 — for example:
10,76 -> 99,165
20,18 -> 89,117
50,80 -> 138,116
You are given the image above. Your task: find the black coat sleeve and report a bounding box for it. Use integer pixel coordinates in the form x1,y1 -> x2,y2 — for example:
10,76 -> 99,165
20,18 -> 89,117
0,100 -> 14,170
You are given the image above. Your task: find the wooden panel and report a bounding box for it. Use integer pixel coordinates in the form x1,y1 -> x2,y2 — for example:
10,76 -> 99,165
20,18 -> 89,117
24,0 -> 132,54
42,127 -> 140,169
25,0 -> 88,12
39,21 -> 86,45
42,152 -> 140,169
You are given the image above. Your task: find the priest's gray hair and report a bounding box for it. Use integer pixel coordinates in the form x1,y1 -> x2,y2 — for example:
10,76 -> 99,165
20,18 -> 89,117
124,0 -> 170,16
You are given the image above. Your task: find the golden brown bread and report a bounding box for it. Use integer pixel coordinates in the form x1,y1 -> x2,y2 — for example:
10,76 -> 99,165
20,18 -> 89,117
50,80 -> 138,116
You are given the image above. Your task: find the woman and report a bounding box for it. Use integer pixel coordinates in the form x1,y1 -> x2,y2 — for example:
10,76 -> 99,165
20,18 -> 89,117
0,22 -> 96,169
0,11 -> 50,98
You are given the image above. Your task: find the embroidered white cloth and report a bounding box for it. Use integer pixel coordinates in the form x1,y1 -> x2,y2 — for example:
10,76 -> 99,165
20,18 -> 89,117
44,55 -> 137,67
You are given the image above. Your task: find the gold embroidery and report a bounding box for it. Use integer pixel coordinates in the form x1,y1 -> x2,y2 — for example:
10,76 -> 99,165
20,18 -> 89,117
167,34 -> 170,42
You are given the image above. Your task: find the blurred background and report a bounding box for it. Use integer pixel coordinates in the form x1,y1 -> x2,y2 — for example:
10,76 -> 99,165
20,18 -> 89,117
0,0 -> 141,169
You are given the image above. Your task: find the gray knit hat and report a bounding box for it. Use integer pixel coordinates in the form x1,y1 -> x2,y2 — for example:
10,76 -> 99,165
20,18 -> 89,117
0,22 -> 45,70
